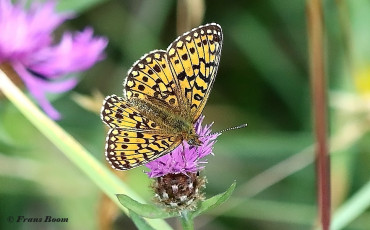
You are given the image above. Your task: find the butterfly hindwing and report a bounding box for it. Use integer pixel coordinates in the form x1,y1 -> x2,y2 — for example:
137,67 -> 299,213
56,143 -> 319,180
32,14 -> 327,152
101,95 -> 159,130
167,23 -> 223,122
105,129 -> 182,170
124,50 -> 181,108
102,95 -> 183,170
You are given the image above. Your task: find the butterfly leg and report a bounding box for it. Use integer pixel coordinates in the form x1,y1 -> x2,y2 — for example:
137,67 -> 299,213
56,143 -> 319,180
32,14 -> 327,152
180,142 -> 187,168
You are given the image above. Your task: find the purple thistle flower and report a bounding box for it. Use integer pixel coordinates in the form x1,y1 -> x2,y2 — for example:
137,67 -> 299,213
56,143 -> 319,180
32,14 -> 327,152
146,115 -> 220,178
0,0 -> 108,119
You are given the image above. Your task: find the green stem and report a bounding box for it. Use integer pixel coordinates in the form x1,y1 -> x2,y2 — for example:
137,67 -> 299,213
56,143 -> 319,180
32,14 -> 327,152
180,211 -> 194,230
0,68 -> 172,230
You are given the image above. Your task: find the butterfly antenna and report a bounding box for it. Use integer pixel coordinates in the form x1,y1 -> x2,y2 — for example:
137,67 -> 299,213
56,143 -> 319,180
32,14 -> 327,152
210,123 -> 248,136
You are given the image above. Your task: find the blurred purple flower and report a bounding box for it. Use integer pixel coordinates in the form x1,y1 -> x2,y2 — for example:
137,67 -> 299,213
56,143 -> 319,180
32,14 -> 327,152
0,0 -> 108,119
146,116 -> 220,178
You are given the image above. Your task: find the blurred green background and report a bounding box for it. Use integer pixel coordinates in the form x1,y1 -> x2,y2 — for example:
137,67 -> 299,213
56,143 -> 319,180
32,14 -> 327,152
1,0 -> 370,229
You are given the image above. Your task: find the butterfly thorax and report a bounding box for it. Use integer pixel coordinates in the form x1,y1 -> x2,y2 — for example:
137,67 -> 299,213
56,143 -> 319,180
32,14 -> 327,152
128,97 -> 201,146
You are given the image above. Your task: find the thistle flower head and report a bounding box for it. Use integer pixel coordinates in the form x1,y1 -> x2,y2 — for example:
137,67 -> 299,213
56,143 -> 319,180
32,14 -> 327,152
146,115 -> 220,212
145,115 -> 220,178
0,0 -> 108,119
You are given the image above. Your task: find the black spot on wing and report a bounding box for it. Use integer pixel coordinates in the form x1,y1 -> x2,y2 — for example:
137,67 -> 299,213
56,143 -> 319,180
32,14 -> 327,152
153,65 -> 161,73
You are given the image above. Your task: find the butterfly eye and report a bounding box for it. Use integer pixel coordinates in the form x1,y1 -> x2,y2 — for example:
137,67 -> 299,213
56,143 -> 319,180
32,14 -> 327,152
188,139 -> 196,146
187,137 -> 202,146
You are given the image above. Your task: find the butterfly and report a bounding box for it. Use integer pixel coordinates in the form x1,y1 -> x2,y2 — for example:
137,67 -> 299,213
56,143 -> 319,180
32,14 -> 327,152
101,23 -> 223,170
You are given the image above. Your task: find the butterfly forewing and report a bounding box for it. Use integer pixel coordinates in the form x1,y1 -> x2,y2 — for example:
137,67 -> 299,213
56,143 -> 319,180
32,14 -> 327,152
124,50 -> 181,109
167,23 -> 223,122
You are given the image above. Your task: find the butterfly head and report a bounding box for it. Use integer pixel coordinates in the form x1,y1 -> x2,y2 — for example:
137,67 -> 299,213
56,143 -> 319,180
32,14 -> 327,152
184,128 -> 202,146
187,136 -> 202,146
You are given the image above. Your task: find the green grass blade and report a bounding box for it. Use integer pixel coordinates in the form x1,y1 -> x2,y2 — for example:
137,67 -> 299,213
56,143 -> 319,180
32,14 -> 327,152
331,180 -> 370,230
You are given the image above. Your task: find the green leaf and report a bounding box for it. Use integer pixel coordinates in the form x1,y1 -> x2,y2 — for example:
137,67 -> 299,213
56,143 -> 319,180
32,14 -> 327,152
116,194 -> 178,219
190,181 -> 236,218
129,210 -> 156,230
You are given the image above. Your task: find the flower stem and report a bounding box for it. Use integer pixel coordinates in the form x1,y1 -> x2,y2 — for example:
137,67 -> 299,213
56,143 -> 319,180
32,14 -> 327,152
0,67 -> 172,230
180,211 -> 194,230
